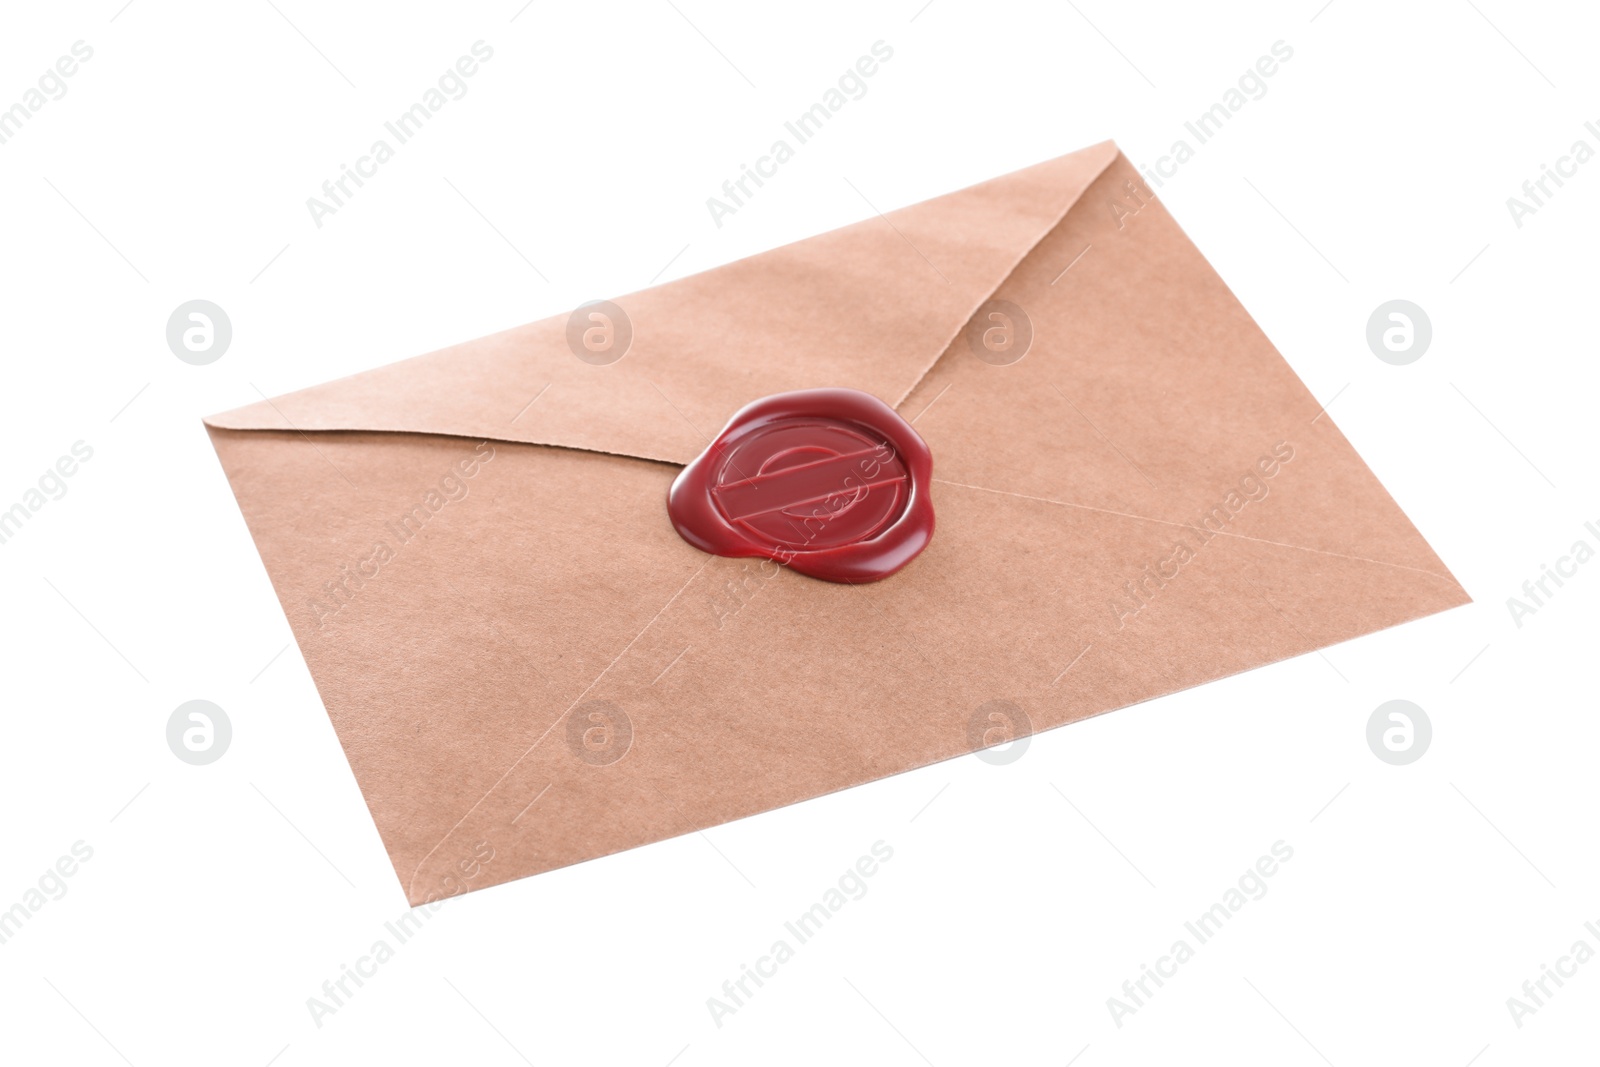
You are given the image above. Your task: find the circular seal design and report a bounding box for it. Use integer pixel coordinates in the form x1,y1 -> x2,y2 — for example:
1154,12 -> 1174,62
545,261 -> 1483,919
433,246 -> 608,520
668,388 -> 934,582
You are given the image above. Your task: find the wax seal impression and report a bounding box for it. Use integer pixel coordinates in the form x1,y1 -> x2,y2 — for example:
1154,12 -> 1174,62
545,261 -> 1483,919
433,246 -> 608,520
668,388 -> 934,583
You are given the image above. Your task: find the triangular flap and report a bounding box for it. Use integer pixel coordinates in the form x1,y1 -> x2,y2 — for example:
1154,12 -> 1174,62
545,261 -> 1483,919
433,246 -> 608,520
206,142 -> 1122,465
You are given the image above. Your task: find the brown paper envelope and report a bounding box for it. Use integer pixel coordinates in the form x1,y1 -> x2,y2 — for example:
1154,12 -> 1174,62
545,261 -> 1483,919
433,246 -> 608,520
206,141 -> 1468,904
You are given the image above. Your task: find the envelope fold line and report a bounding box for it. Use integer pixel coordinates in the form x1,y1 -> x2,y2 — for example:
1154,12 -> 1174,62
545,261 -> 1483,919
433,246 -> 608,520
204,419 -> 689,468
404,554 -> 716,900
932,477 -> 1466,588
888,145 -> 1123,412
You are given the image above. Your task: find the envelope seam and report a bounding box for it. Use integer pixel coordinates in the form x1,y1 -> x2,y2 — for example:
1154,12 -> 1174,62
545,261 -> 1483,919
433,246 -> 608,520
204,423 -> 689,468
405,553 -> 715,901
933,477 -> 1465,588
889,143 -> 1123,412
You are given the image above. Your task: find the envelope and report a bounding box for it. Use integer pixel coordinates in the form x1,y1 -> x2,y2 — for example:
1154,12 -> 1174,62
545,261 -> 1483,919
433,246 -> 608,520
206,140 -> 1469,904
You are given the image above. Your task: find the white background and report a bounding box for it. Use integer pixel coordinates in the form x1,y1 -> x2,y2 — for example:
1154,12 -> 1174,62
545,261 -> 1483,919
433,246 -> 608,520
1,1 -> 1595,1063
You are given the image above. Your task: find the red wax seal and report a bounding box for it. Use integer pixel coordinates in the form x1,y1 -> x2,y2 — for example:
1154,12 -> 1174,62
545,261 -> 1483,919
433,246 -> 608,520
668,388 -> 934,583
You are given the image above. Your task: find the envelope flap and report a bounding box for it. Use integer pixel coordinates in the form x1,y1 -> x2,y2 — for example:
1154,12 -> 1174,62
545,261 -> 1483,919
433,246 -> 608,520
205,141 -> 1121,465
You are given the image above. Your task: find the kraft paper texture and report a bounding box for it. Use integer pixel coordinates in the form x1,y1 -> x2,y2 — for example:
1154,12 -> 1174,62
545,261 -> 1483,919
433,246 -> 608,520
206,141 -> 1469,903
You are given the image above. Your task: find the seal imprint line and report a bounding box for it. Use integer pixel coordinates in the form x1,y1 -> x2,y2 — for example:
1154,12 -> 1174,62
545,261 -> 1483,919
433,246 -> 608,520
668,388 -> 935,583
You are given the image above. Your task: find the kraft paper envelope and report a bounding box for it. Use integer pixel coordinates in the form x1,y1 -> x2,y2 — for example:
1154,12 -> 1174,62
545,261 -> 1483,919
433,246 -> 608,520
206,141 -> 1469,903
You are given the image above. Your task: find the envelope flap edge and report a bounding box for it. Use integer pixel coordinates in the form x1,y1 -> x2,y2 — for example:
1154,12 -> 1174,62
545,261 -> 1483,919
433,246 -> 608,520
204,141 -> 1124,466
